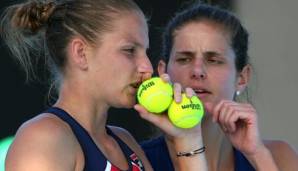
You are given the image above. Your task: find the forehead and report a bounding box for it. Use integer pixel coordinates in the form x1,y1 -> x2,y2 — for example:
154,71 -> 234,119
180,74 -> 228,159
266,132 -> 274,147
173,20 -> 231,49
107,11 -> 149,45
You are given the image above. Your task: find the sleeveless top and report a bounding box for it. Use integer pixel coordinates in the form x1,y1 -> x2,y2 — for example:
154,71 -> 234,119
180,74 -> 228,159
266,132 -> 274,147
141,136 -> 255,171
45,107 -> 145,171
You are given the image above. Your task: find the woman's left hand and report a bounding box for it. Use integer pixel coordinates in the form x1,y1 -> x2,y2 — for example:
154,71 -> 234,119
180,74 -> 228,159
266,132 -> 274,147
134,74 -> 201,139
211,100 -> 264,156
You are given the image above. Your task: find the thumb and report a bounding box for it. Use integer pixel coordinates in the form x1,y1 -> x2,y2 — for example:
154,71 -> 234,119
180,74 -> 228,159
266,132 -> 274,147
134,104 -> 166,126
134,104 -> 176,134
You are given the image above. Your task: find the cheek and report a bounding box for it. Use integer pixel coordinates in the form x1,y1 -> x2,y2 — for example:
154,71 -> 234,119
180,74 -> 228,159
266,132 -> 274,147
167,64 -> 188,82
214,71 -> 237,100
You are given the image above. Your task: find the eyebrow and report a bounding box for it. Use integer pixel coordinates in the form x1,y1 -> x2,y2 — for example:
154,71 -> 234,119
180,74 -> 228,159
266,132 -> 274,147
175,50 -> 221,57
131,41 -> 149,50
175,51 -> 196,57
203,51 -> 221,57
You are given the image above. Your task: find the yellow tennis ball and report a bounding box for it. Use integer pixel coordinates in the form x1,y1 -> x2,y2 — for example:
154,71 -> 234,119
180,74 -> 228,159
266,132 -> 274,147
168,94 -> 204,129
137,77 -> 173,113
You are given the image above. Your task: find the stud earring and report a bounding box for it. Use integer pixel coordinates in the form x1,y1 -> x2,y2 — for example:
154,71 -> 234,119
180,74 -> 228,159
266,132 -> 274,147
236,91 -> 241,96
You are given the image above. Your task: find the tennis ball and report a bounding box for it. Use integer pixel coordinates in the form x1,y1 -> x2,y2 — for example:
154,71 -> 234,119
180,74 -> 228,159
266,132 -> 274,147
137,77 -> 173,113
168,94 -> 204,129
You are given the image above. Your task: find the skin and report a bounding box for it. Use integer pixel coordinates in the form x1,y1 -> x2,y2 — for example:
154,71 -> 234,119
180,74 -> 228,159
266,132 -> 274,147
153,20 -> 298,170
135,74 -> 208,171
5,11 -> 154,171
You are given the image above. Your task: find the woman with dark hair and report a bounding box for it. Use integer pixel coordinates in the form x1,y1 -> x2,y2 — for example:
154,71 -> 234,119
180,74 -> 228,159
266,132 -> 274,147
140,4 -> 298,171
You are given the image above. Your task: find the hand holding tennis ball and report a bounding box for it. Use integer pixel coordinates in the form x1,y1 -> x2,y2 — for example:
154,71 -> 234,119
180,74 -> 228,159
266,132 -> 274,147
137,77 -> 173,113
168,93 -> 204,129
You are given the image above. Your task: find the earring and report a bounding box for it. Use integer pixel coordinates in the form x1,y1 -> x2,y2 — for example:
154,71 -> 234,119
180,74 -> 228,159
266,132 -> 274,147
236,91 -> 241,96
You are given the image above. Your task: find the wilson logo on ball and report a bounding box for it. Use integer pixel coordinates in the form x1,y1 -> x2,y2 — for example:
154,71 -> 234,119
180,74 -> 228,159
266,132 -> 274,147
138,81 -> 155,97
181,103 -> 202,110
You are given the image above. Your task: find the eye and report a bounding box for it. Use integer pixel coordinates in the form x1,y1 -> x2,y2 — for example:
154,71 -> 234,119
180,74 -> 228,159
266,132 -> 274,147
123,47 -> 136,56
176,56 -> 191,64
125,48 -> 135,54
206,57 -> 224,64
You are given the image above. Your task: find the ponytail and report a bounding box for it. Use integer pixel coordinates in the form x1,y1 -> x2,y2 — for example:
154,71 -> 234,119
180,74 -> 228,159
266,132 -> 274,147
0,1 -> 56,80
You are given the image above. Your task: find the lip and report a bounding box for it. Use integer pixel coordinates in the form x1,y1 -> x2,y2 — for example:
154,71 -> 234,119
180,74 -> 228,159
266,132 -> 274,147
129,80 -> 142,94
192,87 -> 212,99
127,85 -> 138,96
195,92 -> 210,100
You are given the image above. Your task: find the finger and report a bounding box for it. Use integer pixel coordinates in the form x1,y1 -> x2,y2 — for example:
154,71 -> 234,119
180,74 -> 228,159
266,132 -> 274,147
211,103 -> 220,123
212,100 -> 226,122
213,100 -> 239,122
173,83 -> 182,103
222,104 -> 236,133
226,109 -> 237,133
222,103 -> 241,133
134,104 -> 149,116
218,102 -> 233,132
221,101 -> 249,132
227,107 -> 256,133
185,87 -> 195,98
214,100 -> 231,123
160,73 -> 171,83
229,110 -> 251,132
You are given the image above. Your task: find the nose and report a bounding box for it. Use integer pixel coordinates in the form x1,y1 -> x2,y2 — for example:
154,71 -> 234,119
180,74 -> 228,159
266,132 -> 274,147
138,55 -> 153,80
191,59 -> 207,80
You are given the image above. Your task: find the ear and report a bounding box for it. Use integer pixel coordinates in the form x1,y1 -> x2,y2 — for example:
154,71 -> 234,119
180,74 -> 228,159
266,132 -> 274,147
157,60 -> 167,76
69,38 -> 89,70
236,64 -> 252,92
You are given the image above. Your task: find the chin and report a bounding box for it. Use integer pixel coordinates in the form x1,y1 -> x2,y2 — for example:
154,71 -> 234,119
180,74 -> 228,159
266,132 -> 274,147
122,98 -> 137,109
113,103 -> 134,109
203,102 -> 214,114
124,103 -> 135,109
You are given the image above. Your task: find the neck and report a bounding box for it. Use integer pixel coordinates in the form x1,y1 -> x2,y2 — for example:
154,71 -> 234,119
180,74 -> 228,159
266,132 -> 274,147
202,116 -> 234,170
54,80 -> 109,136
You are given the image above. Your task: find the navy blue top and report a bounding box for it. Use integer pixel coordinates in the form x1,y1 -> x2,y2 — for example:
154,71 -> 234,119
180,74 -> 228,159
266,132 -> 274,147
45,107 -> 144,171
141,136 -> 255,171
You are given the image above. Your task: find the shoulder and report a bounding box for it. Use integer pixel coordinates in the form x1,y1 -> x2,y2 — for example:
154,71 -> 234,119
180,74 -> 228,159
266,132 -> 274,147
107,125 -> 153,151
108,125 -> 153,171
264,140 -> 298,170
5,113 -> 80,170
108,125 -> 142,153
108,125 -> 134,142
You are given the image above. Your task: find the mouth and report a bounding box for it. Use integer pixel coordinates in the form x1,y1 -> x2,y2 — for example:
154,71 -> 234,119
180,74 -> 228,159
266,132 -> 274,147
193,88 -> 211,97
130,81 -> 142,89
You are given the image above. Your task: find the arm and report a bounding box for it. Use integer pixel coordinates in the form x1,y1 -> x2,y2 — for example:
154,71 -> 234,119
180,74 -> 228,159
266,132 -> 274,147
265,140 -> 298,171
135,104 -> 208,171
164,127 -> 208,171
211,100 -> 281,171
135,82 -> 208,171
244,143 -> 279,171
135,75 -> 208,170
243,140 -> 298,171
5,115 -> 79,171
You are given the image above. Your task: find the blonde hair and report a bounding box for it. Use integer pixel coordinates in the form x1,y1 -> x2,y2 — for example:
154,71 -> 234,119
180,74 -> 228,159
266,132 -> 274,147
1,0 -> 142,83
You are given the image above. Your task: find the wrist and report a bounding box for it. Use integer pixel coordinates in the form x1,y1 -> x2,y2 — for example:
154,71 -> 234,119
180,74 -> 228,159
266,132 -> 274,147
165,134 -> 204,154
245,145 -> 278,171
177,146 -> 206,157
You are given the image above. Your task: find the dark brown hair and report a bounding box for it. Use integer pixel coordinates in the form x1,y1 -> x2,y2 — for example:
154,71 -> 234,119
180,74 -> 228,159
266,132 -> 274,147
162,3 -> 249,72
